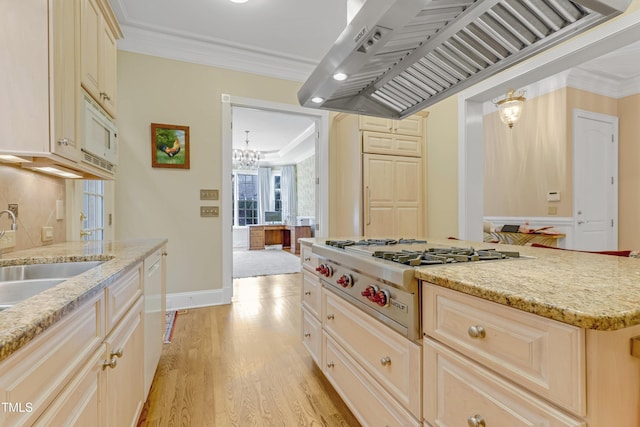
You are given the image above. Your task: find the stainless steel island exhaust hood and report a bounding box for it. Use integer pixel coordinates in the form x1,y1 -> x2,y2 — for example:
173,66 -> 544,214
298,0 -> 631,119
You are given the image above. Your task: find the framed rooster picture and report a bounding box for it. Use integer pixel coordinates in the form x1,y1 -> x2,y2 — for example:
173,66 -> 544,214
151,123 -> 190,169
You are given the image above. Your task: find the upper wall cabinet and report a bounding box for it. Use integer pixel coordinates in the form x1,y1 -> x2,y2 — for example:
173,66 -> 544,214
0,0 -> 121,179
359,115 -> 424,137
81,0 -> 119,118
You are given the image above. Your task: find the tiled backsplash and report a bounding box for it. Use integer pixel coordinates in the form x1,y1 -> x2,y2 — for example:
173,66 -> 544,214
0,166 -> 66,252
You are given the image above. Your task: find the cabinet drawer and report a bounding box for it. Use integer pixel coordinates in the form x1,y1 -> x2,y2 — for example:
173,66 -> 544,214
324,335 -> 420,427
106,264 -> 143,331
301,270 -> 321,318
0,292 -> 104,426
300,244 -> 318,272
302,307 -> 322,365
423,284 -> 585,415
424,339 -> 584,427
323,290 -> 421,418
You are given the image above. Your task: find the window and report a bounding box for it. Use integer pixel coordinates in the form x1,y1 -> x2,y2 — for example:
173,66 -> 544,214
82,180 -> 105,240
274,174 -> 281,213
232,172 -> 258,226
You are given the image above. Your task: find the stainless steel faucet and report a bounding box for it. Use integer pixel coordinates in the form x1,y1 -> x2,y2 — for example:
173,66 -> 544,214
0,210 -> 17,256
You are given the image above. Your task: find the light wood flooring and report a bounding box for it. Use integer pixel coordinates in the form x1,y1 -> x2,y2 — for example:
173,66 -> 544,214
137,273 -> 360,426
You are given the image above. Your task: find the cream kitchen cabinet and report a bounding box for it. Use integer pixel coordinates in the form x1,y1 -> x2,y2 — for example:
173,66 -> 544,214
300,241 -> 322,365
423,282 -> 640,426
321,288 -> 422,426
331,112 -> 427,237
1,0 -> 80,163
363,153 -> 423,237
144,246 -> 167,395
0,261 -> 152,426
359,115 -> 424,137
81,0 -> 120,118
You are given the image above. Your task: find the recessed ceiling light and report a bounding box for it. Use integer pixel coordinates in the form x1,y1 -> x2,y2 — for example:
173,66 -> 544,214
311,97 -> 324,103
333,72 -> 348,81
230,0 -> 248,3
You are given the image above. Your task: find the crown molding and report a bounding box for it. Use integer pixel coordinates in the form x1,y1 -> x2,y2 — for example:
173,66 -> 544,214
116,24 -> 316,82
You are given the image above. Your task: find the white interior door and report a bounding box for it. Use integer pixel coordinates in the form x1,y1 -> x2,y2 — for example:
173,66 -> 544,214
572,109 -> 618,251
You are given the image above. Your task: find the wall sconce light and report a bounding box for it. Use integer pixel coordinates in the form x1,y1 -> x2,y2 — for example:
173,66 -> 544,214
494,88 -> 526,129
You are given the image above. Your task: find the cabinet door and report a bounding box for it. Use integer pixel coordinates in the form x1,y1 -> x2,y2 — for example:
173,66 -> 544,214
363,154 -> 423,237
393,115 -> 423,136
359,115 -> 394,133
143,248 -> 166,396
0,0 -> 49,153
80,0 -> 101,101
99,21 -> 117,117
34,344 -> 106,427
51,0 -> 81,161
104,297 -> 145,427
424,339 -> 584,427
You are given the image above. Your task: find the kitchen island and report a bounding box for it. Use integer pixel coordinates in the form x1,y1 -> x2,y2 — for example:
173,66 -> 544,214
300,237 -> 640,427
0,239 -> 167,426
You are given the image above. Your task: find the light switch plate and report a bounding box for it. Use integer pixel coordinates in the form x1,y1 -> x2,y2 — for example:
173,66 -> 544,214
0,230 -> 16,250
41,226 -> 54,242
200,189 -> 219,200
200,206 -> 219,217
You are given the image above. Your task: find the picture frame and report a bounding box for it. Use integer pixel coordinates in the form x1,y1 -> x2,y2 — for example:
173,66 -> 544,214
151,123 -> 190,169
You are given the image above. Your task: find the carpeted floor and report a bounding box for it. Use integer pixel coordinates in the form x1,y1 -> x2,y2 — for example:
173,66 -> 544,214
233,248 -> 301,278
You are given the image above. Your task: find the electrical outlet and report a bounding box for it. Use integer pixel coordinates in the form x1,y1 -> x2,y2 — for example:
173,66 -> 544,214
41,226 -> 54,242
0,230 -> 16,250
200,189 -> 219,200
8,204 -> 17,218
200,206 -> 219,217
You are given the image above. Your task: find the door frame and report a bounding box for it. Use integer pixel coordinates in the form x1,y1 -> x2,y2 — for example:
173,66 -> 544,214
457,10 -> 640,242
221,94 -> 329,302
572,109 -> 618,250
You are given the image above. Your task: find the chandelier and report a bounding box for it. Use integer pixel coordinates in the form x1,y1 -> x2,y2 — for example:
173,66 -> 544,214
233,130 -> 261,170
494,88 -> 526,129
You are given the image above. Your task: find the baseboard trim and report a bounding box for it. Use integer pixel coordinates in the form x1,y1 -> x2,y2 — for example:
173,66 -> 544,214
166,289 -> 229,310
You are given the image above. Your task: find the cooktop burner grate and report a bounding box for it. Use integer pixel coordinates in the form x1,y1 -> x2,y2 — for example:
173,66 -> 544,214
372,246 -> 520,266
325,238 -> 428,248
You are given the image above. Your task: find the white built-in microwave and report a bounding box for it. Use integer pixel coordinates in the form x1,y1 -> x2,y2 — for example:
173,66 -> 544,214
82,92 -> 118,168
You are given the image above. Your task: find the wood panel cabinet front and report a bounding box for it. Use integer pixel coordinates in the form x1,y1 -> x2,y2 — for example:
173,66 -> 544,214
364,154 -> 423,237
424,339 -> 584,427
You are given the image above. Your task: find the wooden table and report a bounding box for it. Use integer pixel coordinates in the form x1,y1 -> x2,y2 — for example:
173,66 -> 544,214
249,225 -> 312,254
486,231 -> 566,247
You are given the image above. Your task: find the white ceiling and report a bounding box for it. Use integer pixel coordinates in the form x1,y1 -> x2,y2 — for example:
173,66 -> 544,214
109,0 -> 640,166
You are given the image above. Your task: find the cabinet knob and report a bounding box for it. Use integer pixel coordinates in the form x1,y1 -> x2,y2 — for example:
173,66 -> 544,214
327,361 -> 335,369
380,356 -> 391,366
467,414 -> 486,427
57,138 -> 69,146
326,313 -> 335,320
304,332 -> 311,338
304,290 -> 311,296
162,251 -> 168,256
304,257 -> 311,261
100,91 -> 111,101
111,348 -> 124,358
102,357 -> 118,370
467,325 -> 486,339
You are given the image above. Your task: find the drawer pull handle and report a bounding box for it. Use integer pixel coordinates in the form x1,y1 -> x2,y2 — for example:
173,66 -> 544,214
380,356 -> 391,366
304,332 -> 311,338
468,325 -> 486,339
467,414 -> 485,427
102,358 -> 118,370
327,314 -> 335,320
111,348 -> 124,358
327,361 -> 335,368
304,290 -> 311,296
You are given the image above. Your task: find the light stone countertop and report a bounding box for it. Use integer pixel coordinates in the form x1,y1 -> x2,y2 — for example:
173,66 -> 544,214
0,239 -> 167,363
300,237 -> 640,331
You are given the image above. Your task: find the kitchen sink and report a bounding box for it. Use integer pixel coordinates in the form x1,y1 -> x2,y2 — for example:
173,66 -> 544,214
0,261 -> 104,310
0,279 -> 67,310
0,261 -> 104,282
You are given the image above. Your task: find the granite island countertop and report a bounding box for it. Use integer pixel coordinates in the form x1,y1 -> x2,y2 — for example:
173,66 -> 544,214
300,237 -> 640,331
0,239 -> 167,363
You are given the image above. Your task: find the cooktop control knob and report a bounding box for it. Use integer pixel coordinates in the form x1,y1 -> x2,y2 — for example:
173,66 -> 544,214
372,289 -> 391,307
361,285 -> 379,300
315,263 -> 333,278
336,274 -> 353,288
